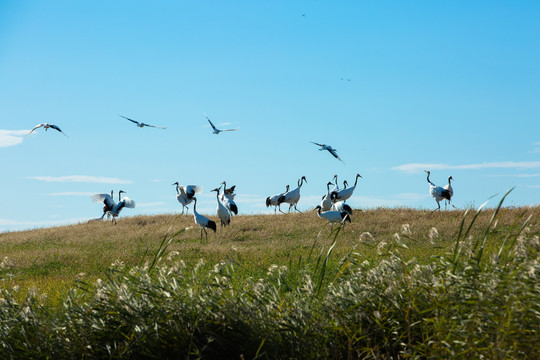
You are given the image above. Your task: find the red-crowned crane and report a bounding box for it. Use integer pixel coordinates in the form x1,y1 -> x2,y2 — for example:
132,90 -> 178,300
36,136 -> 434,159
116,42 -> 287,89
92,190 -> 114,220
331,174 -> 362,203
314,205 -> 351,231
27,123 -> 67,137
266,184 -> 289,213
425,170 -> 451,213
311,141 -> 344,162
172,182 -> 202,214
443,176 -> 455,209
204,114 -> 239,134
320,182 -> 334,211
192,197 -> 216,242
332,201 -> 353,215
278,176 -> 307,213
120,115 -> 166,129
219,183 -> 238,215
220,181 -> 236,200
91,190 -> 135,225
212,187 -> 230,228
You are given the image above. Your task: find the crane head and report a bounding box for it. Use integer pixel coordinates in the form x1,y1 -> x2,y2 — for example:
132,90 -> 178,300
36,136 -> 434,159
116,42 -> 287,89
314,205 -> 322,211
211,188 -> 220,193
424,170 -> 430,174
356,173 -> 363,179
172,182 -> 179,186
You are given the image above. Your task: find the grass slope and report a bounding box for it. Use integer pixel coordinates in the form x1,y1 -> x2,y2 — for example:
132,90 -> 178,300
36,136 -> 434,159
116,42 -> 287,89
0,203 -> 538,358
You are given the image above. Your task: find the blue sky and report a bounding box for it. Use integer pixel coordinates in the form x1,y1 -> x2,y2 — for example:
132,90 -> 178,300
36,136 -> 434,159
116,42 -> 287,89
1,1 -> 539,232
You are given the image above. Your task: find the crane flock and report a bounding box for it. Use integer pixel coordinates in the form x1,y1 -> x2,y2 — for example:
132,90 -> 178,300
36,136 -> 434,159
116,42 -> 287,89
22,120 -> 456,238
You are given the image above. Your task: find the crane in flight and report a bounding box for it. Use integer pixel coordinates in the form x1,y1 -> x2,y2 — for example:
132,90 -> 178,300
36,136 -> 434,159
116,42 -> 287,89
120,115 -> 166,129
27,123 -> 68,137
204,114 -> 239,134
311,141 -> 343,162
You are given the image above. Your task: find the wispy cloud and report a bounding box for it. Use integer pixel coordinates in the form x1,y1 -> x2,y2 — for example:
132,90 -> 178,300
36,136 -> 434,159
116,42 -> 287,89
487,173 -> 540,178
27,175 -> 133,184
0,129 -> 29,148
392,161 -> 540,174
532,142 -> 540,154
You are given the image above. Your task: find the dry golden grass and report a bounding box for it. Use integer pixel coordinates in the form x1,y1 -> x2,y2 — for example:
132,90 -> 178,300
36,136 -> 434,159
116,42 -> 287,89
0,206 -> 538,299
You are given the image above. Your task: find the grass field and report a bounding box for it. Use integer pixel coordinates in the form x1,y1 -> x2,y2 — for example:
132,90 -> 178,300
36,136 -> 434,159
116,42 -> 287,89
0,196 -> 539,358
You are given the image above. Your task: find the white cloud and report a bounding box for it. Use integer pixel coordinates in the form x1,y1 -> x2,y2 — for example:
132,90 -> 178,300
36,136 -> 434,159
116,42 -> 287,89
392,161 -> 540,173
487,173 -> 540,178
532,142 -> 540,154
27,175 -> 133,184
0,129 -> 29,148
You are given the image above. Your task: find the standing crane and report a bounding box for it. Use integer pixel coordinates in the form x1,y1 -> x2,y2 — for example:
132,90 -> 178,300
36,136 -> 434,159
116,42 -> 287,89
278,176 -> 307,213
221,181 -> 236,200
425,170 -> 451,213
320,182 -> 334,211
332,201 -> 353,215
331,174 -> 362,203
443,176 -> 455,209
266,184 -> 289,213
314,205 -> 351,231
172,182 -> 202,214
219,183 -> 238,215
192,197 -> 216,242
212,187 -> 230,228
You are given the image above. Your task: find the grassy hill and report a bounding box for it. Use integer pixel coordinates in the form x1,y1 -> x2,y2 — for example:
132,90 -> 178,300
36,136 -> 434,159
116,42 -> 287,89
1,206 -> 537,295
0,202 -> 539,358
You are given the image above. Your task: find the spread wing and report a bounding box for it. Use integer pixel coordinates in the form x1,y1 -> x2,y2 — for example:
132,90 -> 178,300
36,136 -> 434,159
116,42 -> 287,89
204,115 -> 218,131
91,193 -> 115,208
327,148 -> 344,162
27,123 -> 45,136
120,115 -> 140,125
49,124 -> 68,137
141,122 -> 166,129
119,196 -> 136,209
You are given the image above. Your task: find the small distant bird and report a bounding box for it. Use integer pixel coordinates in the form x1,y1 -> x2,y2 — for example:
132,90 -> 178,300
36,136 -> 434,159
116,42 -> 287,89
331,174 -> 362,203
340,78 -> 351,81
172,182 -> 202,214
204,114 -> 239,134
443,176 -> 455,209
311,141 -> 344,162
212,187 -> 230,228
278,176 -> 307,213
314,205 -> 351,231
425,170 -> 451,213
266,184 -> 289,213
120,115 -> 166,129
27,123 -> 67,137
192,197 -> 216,242
91,190 -> 135,224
